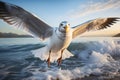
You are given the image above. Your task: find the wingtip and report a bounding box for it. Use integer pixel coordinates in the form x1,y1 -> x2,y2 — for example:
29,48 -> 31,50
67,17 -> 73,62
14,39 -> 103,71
116,17 -> 120,20
113,17 -> 120,20
0,1 -> 8,14
114,17 -> 120,22
0,0 -> 5,4
0,1 -> 11,8
0,1 -> 6,8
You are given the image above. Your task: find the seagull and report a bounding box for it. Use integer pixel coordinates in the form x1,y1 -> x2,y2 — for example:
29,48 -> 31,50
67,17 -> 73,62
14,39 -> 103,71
0,1 -> 119,67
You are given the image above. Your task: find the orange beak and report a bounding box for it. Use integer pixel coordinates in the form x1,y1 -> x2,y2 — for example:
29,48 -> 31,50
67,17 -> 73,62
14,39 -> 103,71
65,25 -> 69,32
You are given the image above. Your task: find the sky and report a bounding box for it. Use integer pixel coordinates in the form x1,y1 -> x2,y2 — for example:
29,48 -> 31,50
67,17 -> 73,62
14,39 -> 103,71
0,0 -> 120,36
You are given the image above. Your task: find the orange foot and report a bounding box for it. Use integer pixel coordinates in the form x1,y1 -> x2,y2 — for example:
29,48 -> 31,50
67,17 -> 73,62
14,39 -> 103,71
47,57 -> 50,67
57,57 -> 62,66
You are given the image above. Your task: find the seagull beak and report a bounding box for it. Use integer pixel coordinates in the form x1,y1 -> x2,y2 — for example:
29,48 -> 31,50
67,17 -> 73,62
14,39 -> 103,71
64,25 -> 69,32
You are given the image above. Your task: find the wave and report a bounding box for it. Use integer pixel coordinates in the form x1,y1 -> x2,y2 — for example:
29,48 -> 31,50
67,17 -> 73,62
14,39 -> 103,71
0,39 -> 120,80
0,44 -> 45,52
23,40 -> 120,80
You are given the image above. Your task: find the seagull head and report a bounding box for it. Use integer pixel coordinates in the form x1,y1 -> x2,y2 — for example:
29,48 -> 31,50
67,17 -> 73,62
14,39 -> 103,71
59,21 -> 70,33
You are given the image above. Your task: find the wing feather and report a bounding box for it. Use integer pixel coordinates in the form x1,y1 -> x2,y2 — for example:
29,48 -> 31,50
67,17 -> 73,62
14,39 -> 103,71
0,1 -> 53,40
72,17 -> 119,38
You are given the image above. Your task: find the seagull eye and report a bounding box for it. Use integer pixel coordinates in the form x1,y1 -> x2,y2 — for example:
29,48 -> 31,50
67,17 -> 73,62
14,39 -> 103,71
60,24 -> 63,26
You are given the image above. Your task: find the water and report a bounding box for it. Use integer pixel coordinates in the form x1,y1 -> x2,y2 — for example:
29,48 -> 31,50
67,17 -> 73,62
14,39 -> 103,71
0,38 -> 120,80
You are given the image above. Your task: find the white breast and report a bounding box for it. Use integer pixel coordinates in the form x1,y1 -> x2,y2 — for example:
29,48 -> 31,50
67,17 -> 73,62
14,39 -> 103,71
48,28 -> 72,53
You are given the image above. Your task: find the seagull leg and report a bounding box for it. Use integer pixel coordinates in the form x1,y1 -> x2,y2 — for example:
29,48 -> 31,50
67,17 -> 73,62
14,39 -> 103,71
57,49 -> 65,66
47,50 -> 51,67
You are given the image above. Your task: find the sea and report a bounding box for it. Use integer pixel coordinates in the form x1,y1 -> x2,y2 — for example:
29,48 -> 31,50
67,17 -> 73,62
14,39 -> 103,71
0,37 -> 120,80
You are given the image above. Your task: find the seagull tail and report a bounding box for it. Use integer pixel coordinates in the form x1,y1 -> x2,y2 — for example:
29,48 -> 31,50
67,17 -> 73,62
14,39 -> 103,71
31,46 -> 50,61
62,49 -> 74,60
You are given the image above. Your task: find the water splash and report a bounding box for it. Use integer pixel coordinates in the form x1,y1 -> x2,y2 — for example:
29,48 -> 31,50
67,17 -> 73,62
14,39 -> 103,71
25,40 -> 120,80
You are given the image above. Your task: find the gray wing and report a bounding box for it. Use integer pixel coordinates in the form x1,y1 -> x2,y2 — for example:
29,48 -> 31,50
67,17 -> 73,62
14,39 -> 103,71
72,17 -> 119,39
0,1 -> 53,40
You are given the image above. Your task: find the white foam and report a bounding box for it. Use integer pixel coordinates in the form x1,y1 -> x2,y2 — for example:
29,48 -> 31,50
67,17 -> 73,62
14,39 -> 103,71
26,40 -> 120,80
88,51 -> 109,64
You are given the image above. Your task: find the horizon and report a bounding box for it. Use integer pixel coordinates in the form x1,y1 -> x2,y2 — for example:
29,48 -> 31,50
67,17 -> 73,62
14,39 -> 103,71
0,0 -> 120,37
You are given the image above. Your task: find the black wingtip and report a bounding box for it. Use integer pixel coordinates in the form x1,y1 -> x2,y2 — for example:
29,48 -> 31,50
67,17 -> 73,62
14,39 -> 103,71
113,18 -> 120,23
113,17 -> 120,20
0,1 -> 6,9
0,0 -> 5,5
116,18 -> 120,20
0,1 -> 9,18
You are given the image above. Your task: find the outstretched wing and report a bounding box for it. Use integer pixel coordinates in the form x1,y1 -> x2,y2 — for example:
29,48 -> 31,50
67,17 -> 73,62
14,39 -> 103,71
0,1 -> 53,40
72,17 -> 119,38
